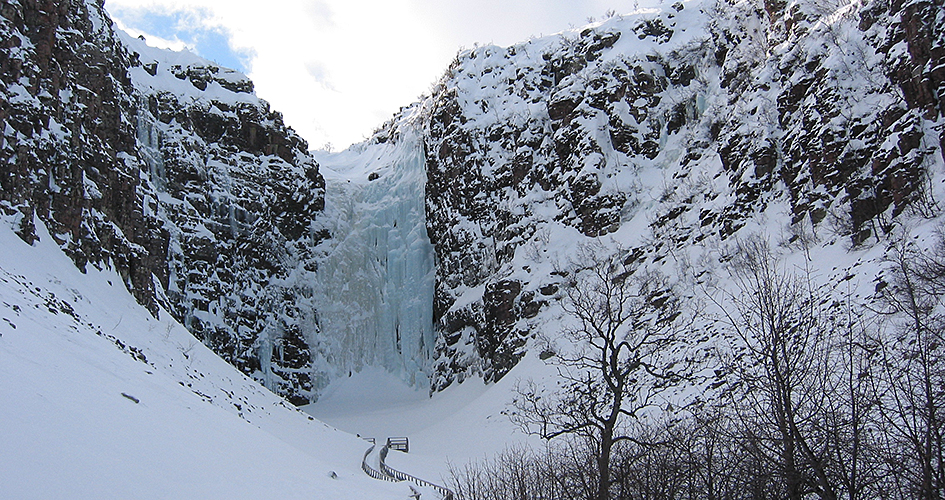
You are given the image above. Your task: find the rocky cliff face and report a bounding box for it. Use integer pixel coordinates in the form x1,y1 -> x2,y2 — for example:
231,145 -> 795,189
1,0 -> 165,311
2,0 -> 943,402
127,35 -> 327,405
0,0 -> 325,404
420,0 -> 944,390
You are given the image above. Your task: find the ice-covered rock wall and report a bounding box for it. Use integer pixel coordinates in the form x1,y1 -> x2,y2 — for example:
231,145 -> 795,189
313,120 -> 436,389
1,0 -> 327,404
122,35 -> 327,405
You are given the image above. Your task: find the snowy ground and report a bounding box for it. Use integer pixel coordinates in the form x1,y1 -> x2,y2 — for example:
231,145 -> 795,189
0,208 -> 549,499
0,216 -> 411,500
304,356 -> 550,485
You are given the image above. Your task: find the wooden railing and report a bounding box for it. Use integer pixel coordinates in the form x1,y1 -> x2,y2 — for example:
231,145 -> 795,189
387,436 -> 409,452
361,444 -> 397,482
361,442 -> 455,500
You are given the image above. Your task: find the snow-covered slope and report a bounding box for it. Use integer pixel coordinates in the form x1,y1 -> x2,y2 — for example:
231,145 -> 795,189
0,214 -> 409,499
305,355 -> 569,487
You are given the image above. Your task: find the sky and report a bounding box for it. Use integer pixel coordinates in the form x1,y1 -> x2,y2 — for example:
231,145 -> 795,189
105,0 -> 649,151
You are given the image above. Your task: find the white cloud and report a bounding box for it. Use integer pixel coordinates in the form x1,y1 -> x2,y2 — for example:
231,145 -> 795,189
104,0 -> 647,150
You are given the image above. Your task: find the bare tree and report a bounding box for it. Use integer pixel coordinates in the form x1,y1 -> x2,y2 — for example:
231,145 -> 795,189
510,244 -> 686,500
447,439 -> 599,500
712,237 -> 838,500
826,288 -> 883,500
872,236 -> 945,500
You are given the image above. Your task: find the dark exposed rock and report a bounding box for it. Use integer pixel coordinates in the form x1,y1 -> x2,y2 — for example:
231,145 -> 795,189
1,0 -> 165,314
1,0 -> 326,404
548,98 -> 580,121
134,57 -> 326,402
421,0 -> 945,391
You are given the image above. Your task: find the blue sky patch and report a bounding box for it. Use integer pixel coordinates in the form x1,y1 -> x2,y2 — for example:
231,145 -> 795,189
110,7 -> 254,73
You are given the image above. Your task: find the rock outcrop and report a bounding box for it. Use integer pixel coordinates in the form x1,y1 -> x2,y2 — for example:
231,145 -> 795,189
127,35 -> 327,405
420,0 -> 944,390
0,0 -> 325,404
1,0 -> 165,312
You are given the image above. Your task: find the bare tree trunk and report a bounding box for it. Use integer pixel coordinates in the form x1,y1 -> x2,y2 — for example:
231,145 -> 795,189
597,428 -> 613,500
510,243 -> 686,500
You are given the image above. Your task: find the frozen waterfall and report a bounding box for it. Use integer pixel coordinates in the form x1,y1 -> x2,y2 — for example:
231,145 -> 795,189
312,133 -> 436,389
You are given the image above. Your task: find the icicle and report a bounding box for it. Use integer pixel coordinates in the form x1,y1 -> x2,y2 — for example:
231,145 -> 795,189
134,98 -> 167,190
314,134 -> 436,388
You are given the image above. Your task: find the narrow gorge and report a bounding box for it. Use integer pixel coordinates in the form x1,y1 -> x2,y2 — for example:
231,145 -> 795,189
2,0 -> 942,405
